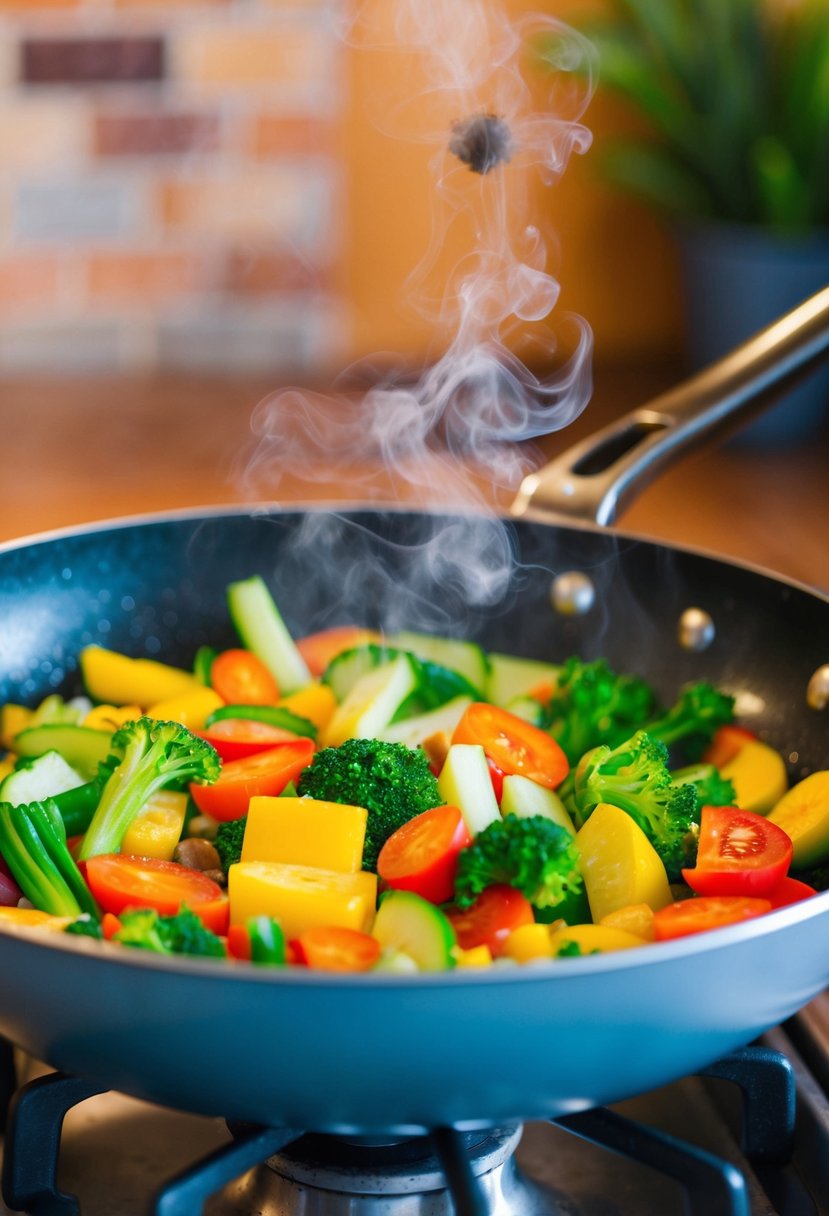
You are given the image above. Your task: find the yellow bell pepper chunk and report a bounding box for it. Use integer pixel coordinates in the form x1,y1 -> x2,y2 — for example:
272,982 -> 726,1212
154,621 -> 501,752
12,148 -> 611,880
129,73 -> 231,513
503,922 -> 554,963
548,922 -> 645,955
242,796 -> 367,872
120,790 -> 189,861
277,684 -> 338,733
721,739 -> 789,815
0,704 -> 33,750
80,646 -> 200,709
0,907 -> 72,931
145,686 -> 224,731
599,902 -> 655,942
84,703 -> 142,732
228,861 -> 377,939
576,801 -> 673,923
452,944 -> 493,968
767,771 -> 829,867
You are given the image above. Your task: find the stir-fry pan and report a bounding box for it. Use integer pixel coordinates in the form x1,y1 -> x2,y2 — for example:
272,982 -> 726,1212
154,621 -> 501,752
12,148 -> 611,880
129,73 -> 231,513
0,291 -> 827,1135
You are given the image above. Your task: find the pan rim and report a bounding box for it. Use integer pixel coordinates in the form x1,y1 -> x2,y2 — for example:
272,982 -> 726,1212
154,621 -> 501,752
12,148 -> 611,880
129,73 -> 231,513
2,885 -> 828,987
0,500 -> 826,606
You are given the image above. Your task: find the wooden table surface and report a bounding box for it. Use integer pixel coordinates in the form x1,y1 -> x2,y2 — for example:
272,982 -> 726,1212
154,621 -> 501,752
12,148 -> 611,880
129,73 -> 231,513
1,360 -> 827,594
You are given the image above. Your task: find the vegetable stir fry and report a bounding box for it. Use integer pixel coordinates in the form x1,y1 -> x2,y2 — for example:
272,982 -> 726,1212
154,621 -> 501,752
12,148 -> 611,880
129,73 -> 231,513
0,575 -> 824,973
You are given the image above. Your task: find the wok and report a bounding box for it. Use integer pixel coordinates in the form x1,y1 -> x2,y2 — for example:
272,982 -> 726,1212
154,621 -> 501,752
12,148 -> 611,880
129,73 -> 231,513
0,292 -> 828,1136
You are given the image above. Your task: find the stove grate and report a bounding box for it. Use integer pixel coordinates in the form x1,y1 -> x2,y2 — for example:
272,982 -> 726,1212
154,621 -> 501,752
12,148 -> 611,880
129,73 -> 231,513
0,1046 -> 799,1216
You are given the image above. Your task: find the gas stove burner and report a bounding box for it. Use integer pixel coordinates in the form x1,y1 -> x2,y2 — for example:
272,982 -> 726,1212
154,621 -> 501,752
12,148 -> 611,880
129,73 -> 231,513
264,1125 -> 546,1214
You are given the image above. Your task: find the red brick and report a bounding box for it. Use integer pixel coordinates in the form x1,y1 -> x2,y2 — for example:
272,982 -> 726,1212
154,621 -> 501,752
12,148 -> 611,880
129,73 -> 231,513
0,256 -> 59,314
95,111 -> 220,157
224,248 -> 333,295
21,38 -> 165,85
251,114 -> 339,158
85,252 -> 202,302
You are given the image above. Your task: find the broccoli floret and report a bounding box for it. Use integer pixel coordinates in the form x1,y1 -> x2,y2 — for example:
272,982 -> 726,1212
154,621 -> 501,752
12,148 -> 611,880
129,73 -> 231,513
672,763 -> 736,807
65,913 -> 103,939
214,817 -> 247,876
453,814 -> 582,912
644,682 -> 735,758
296,738 -> 443,870
543,657 -> 657,764
571,730 -> 700,882
0,798 -> 99,918
114,906 -> 225,958
78,718 -> 220,860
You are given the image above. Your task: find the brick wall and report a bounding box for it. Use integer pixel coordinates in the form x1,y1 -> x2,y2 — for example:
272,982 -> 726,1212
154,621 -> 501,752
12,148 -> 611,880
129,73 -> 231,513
0,0 -> 346,374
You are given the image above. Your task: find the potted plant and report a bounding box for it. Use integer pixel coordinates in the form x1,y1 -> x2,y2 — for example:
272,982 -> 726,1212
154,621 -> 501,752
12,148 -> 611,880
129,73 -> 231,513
546,0 -> 829,442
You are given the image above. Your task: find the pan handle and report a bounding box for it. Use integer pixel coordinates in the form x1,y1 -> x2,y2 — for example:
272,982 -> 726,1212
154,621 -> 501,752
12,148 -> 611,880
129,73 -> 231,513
511,285 -> 829,525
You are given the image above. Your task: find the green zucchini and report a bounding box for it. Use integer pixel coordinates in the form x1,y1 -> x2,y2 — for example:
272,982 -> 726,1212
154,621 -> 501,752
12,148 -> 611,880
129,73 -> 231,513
13,724 -> 113,780
378,695 -> 473,748
485,654 -> 560,707
372,890 -> 456,971
226,576 -> 311,695
437,743 -> 500,836
322,644 -> 401,703
0,751 -> 85,808
205,704 -> 317,740
388,631 -> 488,693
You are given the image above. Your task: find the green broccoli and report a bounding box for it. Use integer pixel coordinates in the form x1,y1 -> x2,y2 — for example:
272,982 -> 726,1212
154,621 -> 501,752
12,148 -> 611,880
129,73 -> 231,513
0,798 -> 99,918
78,718 -> 220,861
543,657 -> 657,764
453,814 -> 583,912
672,763 -> 736,807
214,817 -> 247,876
65,913 -> 103,939
571,730 -> 700,882
113,906 -> 225,958
296,738 -> 443,870
644,682 -> 735,757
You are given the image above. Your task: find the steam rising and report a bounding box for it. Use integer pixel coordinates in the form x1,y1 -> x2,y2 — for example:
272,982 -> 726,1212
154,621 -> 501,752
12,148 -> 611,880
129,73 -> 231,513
238,1 -> 596,633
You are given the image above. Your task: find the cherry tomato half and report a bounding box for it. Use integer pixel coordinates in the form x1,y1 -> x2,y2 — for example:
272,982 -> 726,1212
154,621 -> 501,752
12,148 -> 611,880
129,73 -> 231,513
292,926 -> 381,972
652,895 -> 772,942
451,703 -> 568,790
189,738 -> 315,822
197,717 -> 302,762
210,648 -> 280,706
446,884 -> 534,957
377,804 -> 472,904
297,627 -> 381,679
83,854 -> 224,920
766,876 -> 818,909
682,805 -> 793,898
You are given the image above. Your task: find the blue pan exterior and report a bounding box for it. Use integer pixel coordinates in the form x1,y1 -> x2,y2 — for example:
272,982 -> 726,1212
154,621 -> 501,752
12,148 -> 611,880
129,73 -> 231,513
0,507 -> 827,1132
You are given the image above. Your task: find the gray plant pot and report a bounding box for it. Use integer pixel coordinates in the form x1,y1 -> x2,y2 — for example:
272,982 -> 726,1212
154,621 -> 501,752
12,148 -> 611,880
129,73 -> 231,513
678,223 -> 829,445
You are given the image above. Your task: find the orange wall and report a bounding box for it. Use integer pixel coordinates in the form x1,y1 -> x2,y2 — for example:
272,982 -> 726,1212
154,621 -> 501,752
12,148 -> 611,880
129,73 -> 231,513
341,0 -> 684,367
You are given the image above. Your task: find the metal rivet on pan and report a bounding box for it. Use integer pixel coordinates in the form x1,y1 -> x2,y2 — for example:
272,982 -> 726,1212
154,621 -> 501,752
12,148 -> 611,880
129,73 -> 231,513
807,664 -> 829,710
550,571 -> 595,616
678,607 -> 715,651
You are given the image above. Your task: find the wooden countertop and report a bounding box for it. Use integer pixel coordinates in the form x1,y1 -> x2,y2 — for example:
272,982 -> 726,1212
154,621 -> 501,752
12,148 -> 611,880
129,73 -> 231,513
1,361 -> 827,594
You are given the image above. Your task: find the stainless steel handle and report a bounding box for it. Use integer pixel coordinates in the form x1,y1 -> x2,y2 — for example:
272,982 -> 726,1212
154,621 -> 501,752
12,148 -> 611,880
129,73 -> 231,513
511,285 -> 829,525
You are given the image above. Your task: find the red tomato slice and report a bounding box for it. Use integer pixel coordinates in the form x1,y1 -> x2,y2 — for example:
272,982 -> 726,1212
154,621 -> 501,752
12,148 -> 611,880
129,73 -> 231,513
451,703 -> 568,790
292,926 -> 381,972
210,649 -> 280,706
197,718 -> 302,762
84,855 -> 224,919
702,725 -> 757,768
766,876 -> 818,909
652,895 -> 772,941
297,627 -> 381,678
446,884 -> 534,956
682,805 -> 793,898
377,805 -> 472,904
189,738 -> 315,822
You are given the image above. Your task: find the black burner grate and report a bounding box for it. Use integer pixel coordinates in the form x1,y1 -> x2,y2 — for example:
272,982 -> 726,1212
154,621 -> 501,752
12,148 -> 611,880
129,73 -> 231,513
0,1046 -> 798,1216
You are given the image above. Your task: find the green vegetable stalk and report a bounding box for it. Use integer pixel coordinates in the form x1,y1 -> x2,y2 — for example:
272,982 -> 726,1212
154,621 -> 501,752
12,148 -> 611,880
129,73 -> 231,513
78,718 -> 220,861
